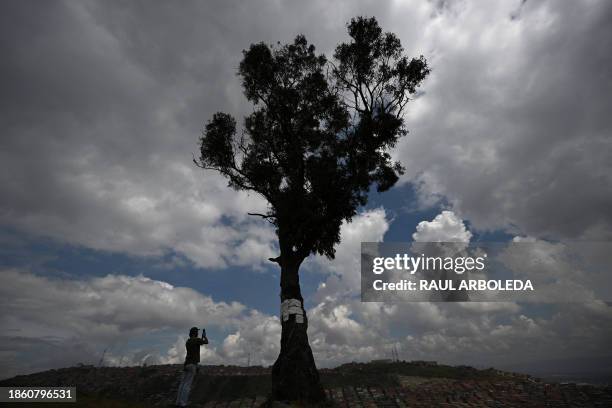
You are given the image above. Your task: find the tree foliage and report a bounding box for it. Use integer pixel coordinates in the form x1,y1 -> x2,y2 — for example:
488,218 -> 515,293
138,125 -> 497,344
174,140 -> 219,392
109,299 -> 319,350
197,17 -> 429,261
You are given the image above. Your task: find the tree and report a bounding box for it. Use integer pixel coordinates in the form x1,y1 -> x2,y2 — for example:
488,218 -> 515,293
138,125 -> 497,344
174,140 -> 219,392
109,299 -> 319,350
195,16 -> 429,402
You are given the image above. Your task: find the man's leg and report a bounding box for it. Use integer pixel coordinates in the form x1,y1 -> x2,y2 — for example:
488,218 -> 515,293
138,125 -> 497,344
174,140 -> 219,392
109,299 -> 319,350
176,368 -> 187,406
176,364 -> 196,406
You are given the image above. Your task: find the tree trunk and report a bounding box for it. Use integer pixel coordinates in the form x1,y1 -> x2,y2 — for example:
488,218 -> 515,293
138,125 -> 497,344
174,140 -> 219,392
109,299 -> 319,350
270,255 -> 326,403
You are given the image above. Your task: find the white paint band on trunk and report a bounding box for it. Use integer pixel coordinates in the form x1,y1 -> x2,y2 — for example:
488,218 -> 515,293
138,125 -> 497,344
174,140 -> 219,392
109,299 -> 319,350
281,298 -> 304,323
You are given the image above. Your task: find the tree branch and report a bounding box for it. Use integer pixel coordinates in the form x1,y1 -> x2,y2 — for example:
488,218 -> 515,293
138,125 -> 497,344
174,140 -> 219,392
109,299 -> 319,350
248,212 -> 275,220
268,256 -> 281,264
249,212 -> 275,225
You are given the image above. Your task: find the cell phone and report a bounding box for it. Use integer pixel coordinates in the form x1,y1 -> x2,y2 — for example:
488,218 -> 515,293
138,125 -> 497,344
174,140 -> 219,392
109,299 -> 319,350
201,328 -> 206,337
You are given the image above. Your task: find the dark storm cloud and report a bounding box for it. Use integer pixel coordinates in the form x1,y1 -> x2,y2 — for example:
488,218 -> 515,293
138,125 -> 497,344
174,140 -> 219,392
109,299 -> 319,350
0,0 -> 397,264
2,0 -> 610,259
0,0 -> 291,265
396,0 -> 612,239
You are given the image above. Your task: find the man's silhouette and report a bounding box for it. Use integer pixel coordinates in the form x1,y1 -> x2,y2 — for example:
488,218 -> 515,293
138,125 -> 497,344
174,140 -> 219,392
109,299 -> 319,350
176,326 -> 208,407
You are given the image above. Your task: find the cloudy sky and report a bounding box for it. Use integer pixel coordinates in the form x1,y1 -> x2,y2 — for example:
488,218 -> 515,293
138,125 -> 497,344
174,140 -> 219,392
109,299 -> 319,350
1,0 -> 611,380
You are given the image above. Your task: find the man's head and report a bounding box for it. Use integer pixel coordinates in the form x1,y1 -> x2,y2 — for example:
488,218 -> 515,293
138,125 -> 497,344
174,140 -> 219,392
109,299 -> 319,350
189,327 -> 198,338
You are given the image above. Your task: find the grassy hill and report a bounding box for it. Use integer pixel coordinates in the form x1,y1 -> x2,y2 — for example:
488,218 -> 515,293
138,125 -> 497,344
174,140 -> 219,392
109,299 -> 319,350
2,361 -> 610,407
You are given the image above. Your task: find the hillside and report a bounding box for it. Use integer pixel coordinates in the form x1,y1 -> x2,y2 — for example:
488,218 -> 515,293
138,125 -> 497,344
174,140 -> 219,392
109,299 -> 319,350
1,361 -> 611,407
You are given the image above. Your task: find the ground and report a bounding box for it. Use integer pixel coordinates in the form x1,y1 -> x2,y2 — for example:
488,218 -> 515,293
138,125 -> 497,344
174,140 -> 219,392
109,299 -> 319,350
1,362 -> 611,407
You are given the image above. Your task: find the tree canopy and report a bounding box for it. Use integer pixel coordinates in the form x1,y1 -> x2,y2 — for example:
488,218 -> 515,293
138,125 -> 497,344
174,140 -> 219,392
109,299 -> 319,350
197,17 -> 429,261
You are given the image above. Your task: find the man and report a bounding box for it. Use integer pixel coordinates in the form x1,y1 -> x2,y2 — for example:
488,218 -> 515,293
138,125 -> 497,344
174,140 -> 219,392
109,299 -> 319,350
176,326 -> 208,407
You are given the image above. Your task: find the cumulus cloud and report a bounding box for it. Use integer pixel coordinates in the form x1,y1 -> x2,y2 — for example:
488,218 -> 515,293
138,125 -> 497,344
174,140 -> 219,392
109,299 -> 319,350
412,210 -> 472,243
0,270 -> 246,340
1,258 -> 611,379
0,269 -> 254,377
220,311 -> 281,366
310,208 -> 390,301
308,210 -> 612,371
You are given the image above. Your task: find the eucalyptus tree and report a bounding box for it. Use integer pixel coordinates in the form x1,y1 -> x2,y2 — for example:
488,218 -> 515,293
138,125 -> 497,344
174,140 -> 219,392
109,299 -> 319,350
196,16 -> 429,401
